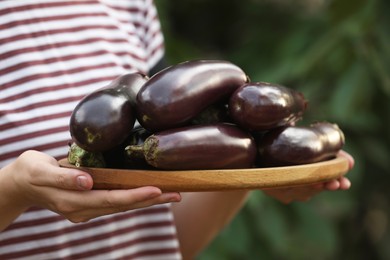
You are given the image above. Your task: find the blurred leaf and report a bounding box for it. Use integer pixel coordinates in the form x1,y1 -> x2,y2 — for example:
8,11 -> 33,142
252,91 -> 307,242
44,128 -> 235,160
289,203 -> 338,258
327,62 -> 376,124
328,0 -> 368,24
360,40 -> 390,96
254,198 -> 290,255
359,137 -> 390,171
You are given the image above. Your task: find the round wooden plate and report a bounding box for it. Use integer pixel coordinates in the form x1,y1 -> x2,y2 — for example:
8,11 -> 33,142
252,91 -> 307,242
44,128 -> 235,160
58,156 -> 349,192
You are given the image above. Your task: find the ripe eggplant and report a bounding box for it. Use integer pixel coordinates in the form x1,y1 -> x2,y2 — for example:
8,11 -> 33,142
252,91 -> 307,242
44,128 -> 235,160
122,126 -> 154,169
257,122 -> 345,167
126,123 -> 257,170
67,142 -> 106,168
190,102 -> 231,125
136,60 -> 249,132
70,72 -> 148,152
229,82 -> 308,131
92,126 -> 153,169
112,72 -> 149,107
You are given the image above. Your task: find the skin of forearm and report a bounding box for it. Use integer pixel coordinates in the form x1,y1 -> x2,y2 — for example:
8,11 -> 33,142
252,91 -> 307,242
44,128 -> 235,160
172,190 -> 250,260
0,165 -> 29,231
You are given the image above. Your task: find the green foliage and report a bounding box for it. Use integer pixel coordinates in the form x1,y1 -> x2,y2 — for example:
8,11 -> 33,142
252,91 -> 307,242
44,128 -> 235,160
156,0 -> 390,259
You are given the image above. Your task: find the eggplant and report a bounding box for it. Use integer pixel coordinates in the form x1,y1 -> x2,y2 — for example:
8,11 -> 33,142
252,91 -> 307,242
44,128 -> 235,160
257,122 -> 345,167
96,126 -> 153,169
67,142 -> 106,168
70,72 -> 148,152
113,72 -> 150,107
136,60 -> 249,132
190,102 -> 231,125
126,123 -> 257,170
228,82 -> 308,131
122,126 -> 154,169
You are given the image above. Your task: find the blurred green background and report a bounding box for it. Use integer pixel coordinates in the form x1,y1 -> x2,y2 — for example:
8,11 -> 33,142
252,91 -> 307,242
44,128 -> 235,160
155,0 -> 390,259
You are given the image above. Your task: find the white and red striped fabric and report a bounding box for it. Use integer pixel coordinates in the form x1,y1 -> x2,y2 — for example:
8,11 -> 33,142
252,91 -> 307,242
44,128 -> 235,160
0,0 -> 181,259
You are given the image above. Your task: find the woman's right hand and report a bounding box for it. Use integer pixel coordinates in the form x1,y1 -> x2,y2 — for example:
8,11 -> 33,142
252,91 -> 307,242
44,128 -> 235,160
0,150 -> 181,229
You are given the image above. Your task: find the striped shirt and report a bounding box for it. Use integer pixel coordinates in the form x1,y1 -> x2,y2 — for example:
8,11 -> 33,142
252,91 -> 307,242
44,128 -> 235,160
0,0 -> 181,259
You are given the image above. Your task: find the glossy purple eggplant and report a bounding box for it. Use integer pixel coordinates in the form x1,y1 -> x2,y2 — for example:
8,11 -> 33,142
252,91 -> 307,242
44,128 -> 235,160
190,102 -> 231,125
229,82 -> 308,131
126,123 -> 257,170
257,122 -> 345,167
112,72 -> 149,107
122,126 -> 155,169
70,72 -> 148,152
136,60 -> 249,132
67,142 -> 106,168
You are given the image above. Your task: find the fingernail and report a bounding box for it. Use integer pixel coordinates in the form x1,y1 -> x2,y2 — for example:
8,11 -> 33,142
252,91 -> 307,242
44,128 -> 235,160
344,178 -> 352,190
77,176 -> 89,190
165,193 -> 181,202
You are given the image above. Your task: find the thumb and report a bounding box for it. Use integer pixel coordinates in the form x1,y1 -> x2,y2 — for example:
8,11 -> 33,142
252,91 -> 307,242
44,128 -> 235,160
32,163 -> 94,191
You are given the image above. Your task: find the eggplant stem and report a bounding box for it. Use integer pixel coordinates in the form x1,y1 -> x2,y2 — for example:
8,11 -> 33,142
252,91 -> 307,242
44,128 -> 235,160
143,136 -> 159,167
125,145 -> 145,159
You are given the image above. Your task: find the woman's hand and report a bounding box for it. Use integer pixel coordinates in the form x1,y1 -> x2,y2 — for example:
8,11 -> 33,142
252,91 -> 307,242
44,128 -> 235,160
261,150 -> 354,204
0,150 -> 181,227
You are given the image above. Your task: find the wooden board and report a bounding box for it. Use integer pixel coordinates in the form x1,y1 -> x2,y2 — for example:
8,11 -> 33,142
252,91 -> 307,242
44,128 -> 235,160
58,156 -> 349,192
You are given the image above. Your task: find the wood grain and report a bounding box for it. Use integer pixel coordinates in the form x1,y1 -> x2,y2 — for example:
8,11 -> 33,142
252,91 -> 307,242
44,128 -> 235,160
58,156 -> 349,191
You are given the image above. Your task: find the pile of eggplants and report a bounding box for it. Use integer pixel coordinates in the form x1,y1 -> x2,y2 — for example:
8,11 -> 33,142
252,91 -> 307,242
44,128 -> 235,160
68,59 -> 345,170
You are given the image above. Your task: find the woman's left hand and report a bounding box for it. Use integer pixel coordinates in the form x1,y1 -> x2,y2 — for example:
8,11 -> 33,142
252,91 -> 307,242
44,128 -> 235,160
261,150 -> 354,204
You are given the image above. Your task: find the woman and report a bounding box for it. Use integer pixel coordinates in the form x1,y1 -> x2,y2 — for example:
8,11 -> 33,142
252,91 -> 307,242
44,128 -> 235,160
0,0 -> 353,259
